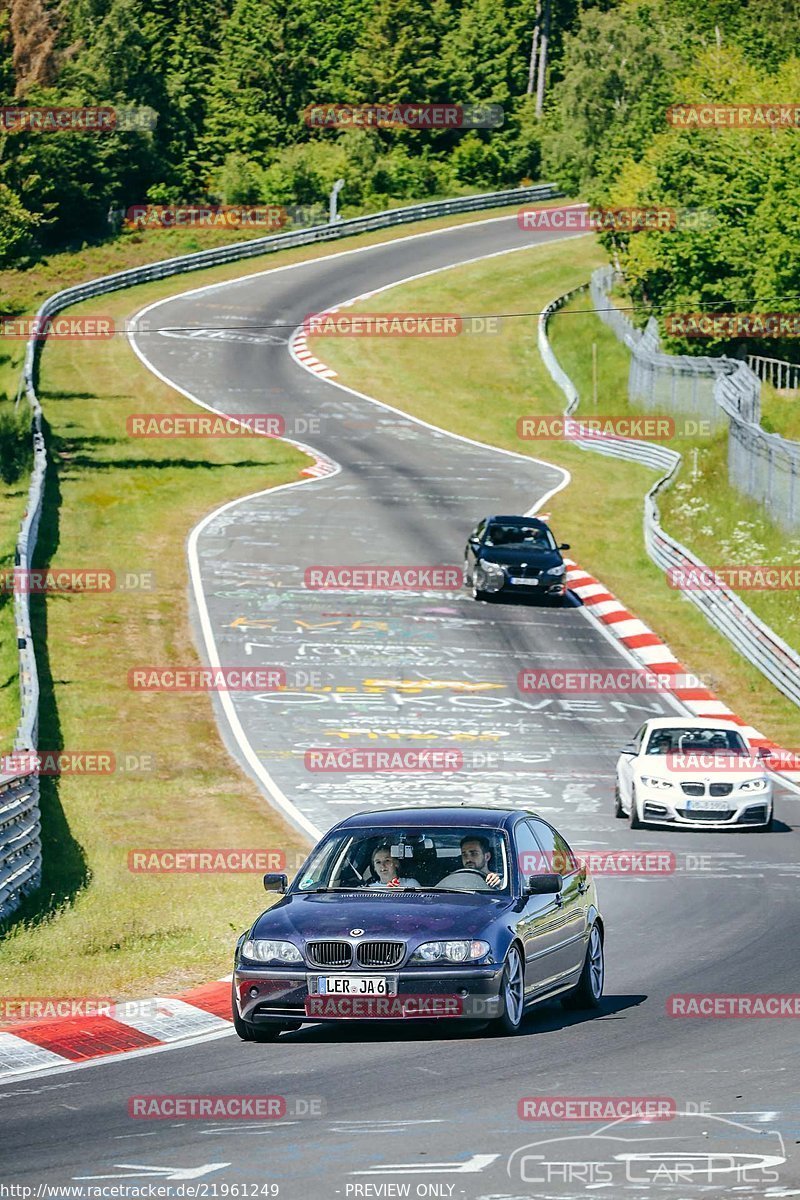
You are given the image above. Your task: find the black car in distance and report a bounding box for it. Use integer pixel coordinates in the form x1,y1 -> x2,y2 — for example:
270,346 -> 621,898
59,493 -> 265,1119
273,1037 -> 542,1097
464,514 -> 571,602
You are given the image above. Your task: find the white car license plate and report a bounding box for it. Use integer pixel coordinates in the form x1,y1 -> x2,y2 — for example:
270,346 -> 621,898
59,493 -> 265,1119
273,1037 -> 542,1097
509,577 -> 539,586
686,799 -> 730,812
319,976 -> 389,995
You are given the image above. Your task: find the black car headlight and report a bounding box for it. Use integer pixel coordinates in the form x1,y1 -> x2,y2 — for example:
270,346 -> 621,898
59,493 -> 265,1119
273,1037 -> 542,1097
410,940 -> 490,964
475,560 -> 505,591
241,938 -> 303,964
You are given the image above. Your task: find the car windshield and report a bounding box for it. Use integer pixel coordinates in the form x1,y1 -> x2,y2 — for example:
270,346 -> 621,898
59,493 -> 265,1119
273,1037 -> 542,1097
294,826 -> 510,893
644,727 -> 749,755
484,523 -> 554,550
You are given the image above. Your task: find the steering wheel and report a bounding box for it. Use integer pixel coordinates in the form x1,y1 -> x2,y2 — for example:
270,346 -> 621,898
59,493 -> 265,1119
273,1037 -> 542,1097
435,867 -> 491,890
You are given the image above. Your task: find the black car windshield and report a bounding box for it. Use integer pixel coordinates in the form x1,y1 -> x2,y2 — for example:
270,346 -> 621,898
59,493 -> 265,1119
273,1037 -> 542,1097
484,523 -> 554,550
294,826 -> 510,894
644,727 -> 749,754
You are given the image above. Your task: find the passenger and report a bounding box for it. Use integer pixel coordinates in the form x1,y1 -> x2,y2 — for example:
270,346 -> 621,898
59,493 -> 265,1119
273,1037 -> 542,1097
460,835 -> 501,888
368,844 -> 421,889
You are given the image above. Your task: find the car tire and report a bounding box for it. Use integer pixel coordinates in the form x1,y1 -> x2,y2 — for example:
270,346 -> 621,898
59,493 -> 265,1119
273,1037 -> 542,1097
629,786 -> 644,829
489,945 -> 526,1036
614,784 -> 625,818
231,983 -> 289,1042
561,925 -> 604,1011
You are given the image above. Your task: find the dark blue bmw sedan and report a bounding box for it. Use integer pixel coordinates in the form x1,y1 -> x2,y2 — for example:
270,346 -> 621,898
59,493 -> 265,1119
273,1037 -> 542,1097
232,805 -> 604,1040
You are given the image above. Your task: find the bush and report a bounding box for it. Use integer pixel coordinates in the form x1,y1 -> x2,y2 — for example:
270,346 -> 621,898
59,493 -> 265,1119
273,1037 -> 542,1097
0,403 -> 34,485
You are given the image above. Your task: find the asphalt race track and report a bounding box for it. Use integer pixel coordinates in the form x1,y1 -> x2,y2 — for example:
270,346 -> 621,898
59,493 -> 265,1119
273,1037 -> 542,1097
4,216 -> 799,1199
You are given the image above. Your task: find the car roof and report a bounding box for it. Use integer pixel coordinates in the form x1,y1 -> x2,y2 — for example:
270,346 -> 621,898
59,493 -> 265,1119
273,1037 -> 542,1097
643,717 -> 743,730
487,514 -> 548,526
332,805 -> 534,831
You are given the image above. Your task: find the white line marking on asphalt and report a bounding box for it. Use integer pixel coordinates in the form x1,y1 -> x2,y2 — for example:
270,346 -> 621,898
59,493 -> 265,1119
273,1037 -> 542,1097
353,1153 -> 500,1175
75,1163 -> 231,1181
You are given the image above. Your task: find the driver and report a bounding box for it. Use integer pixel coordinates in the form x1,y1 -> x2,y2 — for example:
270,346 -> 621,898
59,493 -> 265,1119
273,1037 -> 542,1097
368,844 -> 420,889
460,835 -> 501,888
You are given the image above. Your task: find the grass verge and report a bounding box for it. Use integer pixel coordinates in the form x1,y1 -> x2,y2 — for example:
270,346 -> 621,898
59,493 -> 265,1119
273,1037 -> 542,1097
307,235 -> 800,745
0,291 -> 315,997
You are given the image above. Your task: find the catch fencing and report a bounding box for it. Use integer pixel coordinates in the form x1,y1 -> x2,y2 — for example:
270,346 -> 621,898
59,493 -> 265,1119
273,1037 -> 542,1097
4,183 -> 560,918
539,285 -> 800,713
591,266 -> 800,531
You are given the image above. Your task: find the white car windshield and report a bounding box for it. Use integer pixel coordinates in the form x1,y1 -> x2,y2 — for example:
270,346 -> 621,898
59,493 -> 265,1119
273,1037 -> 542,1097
295,827 -> 510,893
644,727 -> 749,755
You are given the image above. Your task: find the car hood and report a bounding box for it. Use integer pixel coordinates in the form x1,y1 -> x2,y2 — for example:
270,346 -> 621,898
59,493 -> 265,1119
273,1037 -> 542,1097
635,756 -> 768,782
251,890 -> 513,942
477,547 -> 561,569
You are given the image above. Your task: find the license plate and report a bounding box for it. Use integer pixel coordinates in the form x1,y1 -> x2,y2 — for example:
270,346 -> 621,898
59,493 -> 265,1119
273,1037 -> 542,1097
319,976 -> 389,995
686,799 -> 730,812
509,577 -> 539,586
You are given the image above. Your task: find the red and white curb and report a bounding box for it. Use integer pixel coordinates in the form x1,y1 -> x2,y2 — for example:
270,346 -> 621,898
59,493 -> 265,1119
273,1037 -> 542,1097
290,326 -> 337,379
564,557 -> 800,781
0,978 -> 233,1080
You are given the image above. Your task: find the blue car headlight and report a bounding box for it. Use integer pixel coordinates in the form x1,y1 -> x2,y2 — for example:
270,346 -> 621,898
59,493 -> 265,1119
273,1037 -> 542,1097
242,938 -> 303,964
410,940 -> 490,964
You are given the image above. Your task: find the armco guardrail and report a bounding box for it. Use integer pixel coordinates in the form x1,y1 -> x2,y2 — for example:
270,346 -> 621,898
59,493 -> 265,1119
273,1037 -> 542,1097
539,286 -> 800,713
0,768 -> 40,920
6,183 -> 559,919
591,266 -> 800,530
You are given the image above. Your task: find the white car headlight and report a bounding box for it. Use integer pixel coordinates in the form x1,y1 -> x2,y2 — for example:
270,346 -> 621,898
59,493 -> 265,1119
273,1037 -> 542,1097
477,559 -> 505,576
639,775 -> 674,790
242,938 -> 303,964
545,564 -> 565,576
410,940 -> 490,964
738,778 -> 769,792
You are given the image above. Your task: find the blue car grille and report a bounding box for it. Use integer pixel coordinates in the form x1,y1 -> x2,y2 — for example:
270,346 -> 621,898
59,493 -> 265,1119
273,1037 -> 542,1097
306,941 -> 352,968
356,941 -> 404,968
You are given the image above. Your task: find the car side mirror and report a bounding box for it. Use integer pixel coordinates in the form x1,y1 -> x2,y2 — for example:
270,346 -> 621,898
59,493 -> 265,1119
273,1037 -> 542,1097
263,872 -> 288,893
525,872 -> 563,895
558,542 -> 570,550
468,536 -> 480,548
620,743 -> 638,756
756,746 -> 773,760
